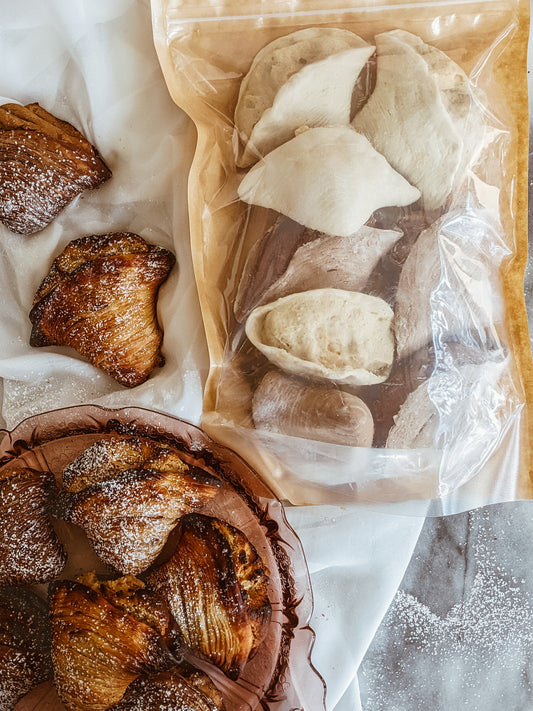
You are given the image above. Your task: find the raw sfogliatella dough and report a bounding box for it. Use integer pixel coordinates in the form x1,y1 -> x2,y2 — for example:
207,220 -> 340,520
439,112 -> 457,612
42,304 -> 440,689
252,370 -> 375,447
352,29 -> 483,210
237,126 -> 420,237
245,288 -> 394,386
234,27 -> 371,166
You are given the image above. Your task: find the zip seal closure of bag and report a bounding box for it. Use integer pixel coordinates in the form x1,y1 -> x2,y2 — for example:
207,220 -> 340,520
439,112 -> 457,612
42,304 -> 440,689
165,0 -> 508,25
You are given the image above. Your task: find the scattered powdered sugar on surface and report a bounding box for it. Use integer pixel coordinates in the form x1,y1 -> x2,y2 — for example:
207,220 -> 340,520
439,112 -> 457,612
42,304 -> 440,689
65,459 -> 218,574
116,671 -> 220,710
1,373 -> 117,429
360,508 -> 533,710
62,437 -> 146,491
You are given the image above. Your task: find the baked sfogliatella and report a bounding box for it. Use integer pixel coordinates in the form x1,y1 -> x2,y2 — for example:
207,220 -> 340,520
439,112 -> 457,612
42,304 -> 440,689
29,232 -> 175,387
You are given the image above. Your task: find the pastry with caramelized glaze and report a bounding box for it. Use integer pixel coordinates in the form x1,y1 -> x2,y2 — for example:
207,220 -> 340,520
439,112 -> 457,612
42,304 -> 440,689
76,572 -> 175,646
0,587 -> 52,711
0,467 -> 66,585
29,232 -> 176,387
49,576 -> 173,711
61,435 -> 185,492
0,102 -> 111,234
146,514 -> 271,679
111,666 -> 225,711
54,443 -> 221,574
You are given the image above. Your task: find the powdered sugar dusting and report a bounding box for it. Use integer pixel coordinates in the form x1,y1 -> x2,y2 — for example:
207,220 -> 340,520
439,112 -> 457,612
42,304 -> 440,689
0,588 -> 51,711
360,509 -> 533,710
0,101 -> 111,235
2,373 -> 116,430
0,469 -> 66,584
61,443 -> 220,574
0,647 -> 44,711
62,436 -> 147,492
115,668 -> 221,710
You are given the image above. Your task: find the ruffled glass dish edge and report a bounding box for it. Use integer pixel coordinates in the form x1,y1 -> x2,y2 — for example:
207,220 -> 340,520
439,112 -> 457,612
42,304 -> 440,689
0,404 -> 327,711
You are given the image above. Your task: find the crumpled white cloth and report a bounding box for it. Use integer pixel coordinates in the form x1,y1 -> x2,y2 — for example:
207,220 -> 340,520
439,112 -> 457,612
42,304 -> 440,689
285,503 -> 425,710
0,1 -> 425,709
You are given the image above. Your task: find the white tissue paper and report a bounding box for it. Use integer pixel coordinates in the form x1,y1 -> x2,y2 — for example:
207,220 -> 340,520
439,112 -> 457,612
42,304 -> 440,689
0,1 -> 426,709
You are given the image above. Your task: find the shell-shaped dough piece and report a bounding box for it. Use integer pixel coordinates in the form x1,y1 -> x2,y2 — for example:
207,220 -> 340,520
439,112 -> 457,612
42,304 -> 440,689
246,288 -> 395,386
55,453 -> 221,575
252,371 -> 374,447
0,102 -> 111,235
235,28 -> 368,154
389,29 -> 484,176
238,126 -> 420,237
62,435 -> 187,492
239,44 -> 375,166
352,30 -> 480,210
259,225 -> 402,308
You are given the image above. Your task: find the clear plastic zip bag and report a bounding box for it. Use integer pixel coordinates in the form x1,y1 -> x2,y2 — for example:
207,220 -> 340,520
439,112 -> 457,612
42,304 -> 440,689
151,0 -> 532,512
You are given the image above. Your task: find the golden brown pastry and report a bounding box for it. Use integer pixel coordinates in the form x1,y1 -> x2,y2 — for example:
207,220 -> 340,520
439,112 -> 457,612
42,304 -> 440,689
49,576 -> 172,711
29,232 -> 176,387
111,666 -> 225,711
76,572 -> 175,647
146,514 -> 271,680
0,467 -> 66,585
61,435 -> 185,492
54,443 -> 221,574
0,102 -> 111,234
0,587 -> 52,711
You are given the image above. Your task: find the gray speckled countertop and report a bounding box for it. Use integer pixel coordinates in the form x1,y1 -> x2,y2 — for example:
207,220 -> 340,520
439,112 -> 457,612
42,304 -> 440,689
359,503 -> 533,709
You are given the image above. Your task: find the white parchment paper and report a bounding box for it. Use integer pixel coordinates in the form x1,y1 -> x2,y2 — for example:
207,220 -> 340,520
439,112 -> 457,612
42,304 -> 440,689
0,2 -> 426,709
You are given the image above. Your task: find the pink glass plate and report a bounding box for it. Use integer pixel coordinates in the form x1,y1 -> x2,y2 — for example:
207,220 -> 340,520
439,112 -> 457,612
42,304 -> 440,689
0,404 -> 326,711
